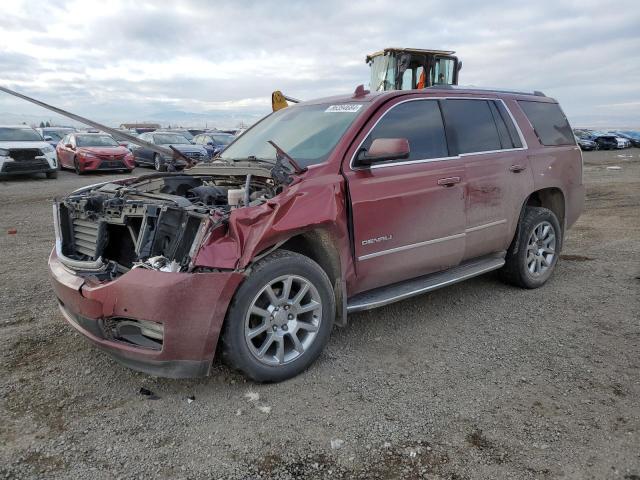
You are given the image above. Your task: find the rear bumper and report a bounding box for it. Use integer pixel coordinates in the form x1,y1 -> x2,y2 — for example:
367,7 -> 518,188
566,183 -> 585,230
49,249 -> 244,378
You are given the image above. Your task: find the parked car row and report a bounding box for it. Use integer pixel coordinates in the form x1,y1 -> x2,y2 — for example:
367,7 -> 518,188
0,123 -> 237,178
574,128 -> 639,151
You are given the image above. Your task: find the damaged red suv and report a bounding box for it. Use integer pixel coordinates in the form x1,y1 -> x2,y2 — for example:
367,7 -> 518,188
49,86 -> 584,382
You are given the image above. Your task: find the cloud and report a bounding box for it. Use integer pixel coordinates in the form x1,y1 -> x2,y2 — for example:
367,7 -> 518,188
0,0 -> 639,126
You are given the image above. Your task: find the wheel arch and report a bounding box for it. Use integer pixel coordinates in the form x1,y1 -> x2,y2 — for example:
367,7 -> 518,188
525,187 -> 566,229
250,228 -> 348,327
510,187 -> 566,255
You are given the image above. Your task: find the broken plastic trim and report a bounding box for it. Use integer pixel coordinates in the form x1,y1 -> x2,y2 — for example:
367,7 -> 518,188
53,202 -> 107,272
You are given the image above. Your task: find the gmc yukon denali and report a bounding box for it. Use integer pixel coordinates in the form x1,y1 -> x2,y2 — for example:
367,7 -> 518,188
49,86 -> 584,382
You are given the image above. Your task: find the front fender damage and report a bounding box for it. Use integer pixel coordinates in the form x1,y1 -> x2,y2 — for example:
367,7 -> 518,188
193,175 -> 351,274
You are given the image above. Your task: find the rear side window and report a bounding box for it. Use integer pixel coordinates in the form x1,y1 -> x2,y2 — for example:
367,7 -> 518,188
440,99 -> 502,154
518,100 -> 575,146
362,100 -> 448,161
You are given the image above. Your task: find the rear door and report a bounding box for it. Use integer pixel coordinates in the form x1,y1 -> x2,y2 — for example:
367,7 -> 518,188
440,98 -> 533,260
343,98 -> 466,294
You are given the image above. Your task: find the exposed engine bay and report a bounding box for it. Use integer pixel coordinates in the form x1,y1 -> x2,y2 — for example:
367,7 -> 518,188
55,165 -> 279,277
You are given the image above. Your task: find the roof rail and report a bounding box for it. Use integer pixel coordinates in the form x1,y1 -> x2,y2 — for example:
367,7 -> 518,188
425,84 -> 546,97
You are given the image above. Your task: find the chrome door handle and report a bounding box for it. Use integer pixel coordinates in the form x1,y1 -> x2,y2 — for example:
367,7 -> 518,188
509,164 -> 527,173
437,176 -> 461,187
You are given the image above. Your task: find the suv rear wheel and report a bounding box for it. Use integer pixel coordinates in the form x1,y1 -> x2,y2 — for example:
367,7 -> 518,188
221,250 -> 335,382
501,206 -> 562,289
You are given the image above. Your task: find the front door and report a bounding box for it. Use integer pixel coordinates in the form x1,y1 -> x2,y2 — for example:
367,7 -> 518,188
57,135 -> 73,168
343,98 -> 466,294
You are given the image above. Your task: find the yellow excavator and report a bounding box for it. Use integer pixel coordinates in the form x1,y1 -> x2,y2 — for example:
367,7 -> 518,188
273,47 -> 462,111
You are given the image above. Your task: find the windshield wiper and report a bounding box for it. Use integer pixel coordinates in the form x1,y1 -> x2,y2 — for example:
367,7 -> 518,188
267,140 -> 306,174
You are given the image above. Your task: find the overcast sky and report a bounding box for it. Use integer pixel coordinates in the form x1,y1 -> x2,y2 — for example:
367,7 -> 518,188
1,0 -> 639,127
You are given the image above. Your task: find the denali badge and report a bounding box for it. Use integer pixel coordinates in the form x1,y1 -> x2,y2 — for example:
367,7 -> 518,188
361,235 -> 393,246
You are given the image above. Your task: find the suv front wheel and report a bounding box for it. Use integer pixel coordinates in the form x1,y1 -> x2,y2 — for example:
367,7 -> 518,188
501,206 -> 562,289
221,250 -> 335,382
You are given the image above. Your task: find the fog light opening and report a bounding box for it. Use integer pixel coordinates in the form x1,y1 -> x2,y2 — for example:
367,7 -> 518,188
106,318 -> 164,350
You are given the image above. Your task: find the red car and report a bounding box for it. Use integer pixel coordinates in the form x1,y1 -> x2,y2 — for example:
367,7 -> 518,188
56,132 -> 135,174
49,86 -> 584,382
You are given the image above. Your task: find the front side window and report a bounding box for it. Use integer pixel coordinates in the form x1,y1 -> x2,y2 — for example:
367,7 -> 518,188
220,103 -> 362,168
518,100 -> 575,146
361,100 -> 448,161
440,99 -> 502,154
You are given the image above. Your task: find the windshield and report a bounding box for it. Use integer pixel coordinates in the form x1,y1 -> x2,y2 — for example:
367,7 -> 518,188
0,127 -> 43,142
43,129 -> 73,141
369,55 -> 393,91
212,134 -> 233,145
170,130 -> 193,141
76,135 -> 119,147
154,133 -> 191,145
220,103 -> 363,167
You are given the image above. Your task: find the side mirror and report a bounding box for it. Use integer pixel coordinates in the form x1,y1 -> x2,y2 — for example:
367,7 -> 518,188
44,135 -> 53,141
206,141 -> 214,146
118,142 -> 128,147
357,138 -> 410,166
65,143 -> 74,149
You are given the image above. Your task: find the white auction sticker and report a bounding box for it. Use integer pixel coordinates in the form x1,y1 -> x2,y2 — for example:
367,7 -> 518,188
325,104 -> 362,113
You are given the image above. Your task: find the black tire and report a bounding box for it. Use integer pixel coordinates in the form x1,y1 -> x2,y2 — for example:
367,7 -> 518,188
46,170 -> 58,179
221,250 -> 335,382
500,206 -> 562,289
73,157 -> 84,175
154,154 -> 167,172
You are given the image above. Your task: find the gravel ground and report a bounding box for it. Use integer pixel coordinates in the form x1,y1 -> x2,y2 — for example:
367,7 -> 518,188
1,150 -> 639,480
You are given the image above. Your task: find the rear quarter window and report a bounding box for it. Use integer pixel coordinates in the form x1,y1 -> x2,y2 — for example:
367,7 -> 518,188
518,100 -> 575,146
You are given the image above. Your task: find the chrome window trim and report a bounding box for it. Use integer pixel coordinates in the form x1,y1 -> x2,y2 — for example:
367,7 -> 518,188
349,96 -> 528,171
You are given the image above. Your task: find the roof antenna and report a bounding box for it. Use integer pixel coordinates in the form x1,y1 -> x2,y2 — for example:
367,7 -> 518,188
353,84 -> 369,98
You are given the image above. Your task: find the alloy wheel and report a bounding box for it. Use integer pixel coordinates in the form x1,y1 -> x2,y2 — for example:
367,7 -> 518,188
526,221 -> 556,276
244,274 -> 322,366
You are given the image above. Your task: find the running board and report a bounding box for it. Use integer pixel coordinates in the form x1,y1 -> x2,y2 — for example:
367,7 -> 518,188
346,253 -> 505,313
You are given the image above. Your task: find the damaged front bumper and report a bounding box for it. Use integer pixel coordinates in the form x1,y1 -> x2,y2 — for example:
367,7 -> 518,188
49,249 -> 244,378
